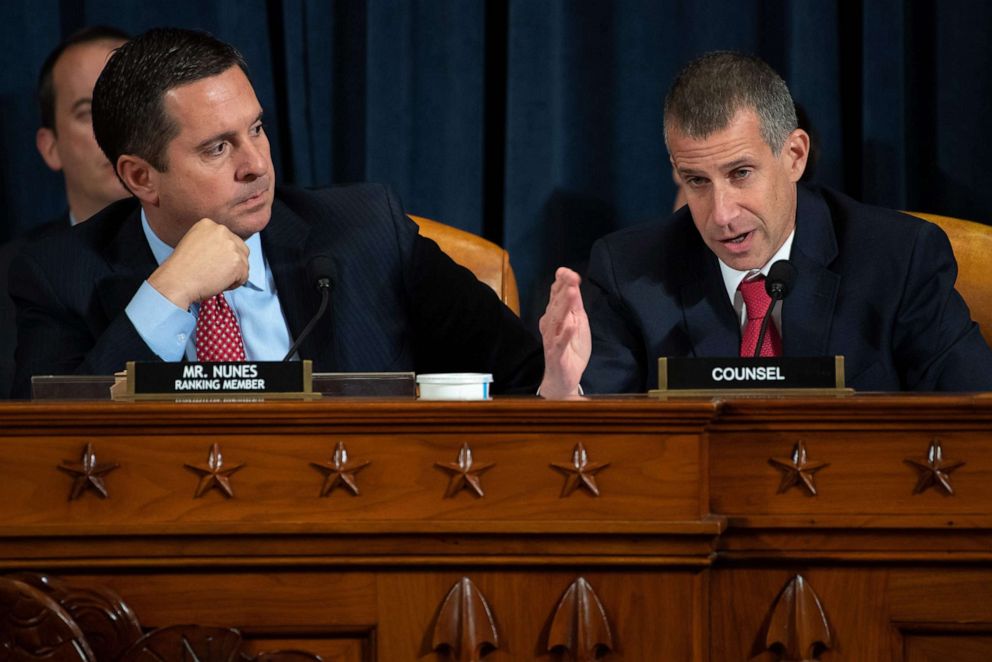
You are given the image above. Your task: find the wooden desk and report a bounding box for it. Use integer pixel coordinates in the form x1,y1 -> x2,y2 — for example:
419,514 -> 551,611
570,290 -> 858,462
0,395 -> 989,660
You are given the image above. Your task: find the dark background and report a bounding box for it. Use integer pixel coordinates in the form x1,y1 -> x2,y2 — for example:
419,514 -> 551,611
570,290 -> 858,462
1,0 -> 989,322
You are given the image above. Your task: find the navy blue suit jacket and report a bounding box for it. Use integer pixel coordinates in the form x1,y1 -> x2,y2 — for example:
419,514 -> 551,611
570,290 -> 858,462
10,184 -> 542,398
0,216 -> 68,398
581,185 -> 992,393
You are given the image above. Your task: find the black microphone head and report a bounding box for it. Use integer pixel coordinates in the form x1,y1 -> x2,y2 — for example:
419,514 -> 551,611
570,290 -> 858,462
305,253 -> 336,292
765,260 -> 797,300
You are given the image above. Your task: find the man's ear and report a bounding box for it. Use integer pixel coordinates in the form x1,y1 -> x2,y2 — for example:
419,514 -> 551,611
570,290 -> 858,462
784,128 -> 810,183
35,127 -> 62,172
117,155 -> 159,205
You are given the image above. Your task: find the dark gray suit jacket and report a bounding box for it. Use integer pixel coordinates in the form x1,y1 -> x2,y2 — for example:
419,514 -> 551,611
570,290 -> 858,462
10,184 -> 542,398
581,184 -> 992,393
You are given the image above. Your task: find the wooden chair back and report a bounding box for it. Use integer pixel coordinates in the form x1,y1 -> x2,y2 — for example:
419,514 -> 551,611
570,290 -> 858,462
905,211 -> 992,346
409,215 -> 521,315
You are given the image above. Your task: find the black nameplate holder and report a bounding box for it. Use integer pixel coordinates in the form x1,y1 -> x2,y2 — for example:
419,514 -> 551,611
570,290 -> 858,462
649,356 -> 852,398
115,360 -> 317,401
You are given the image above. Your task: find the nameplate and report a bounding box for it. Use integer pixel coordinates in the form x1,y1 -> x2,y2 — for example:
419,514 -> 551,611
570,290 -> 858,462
120,360 -> 316,401
652,356 -> 849,396
313,372 -> 416,397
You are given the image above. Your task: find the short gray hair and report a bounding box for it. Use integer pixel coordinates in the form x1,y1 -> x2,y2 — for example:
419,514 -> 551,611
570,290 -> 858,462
663,51 -> 797,153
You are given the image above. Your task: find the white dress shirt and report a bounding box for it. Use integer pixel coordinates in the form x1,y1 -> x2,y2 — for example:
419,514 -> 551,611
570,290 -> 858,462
717,228 -> 796,335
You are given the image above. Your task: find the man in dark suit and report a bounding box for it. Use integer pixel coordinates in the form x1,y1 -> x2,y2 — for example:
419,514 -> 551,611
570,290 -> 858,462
538,51 -> 992,397
34,27 -> 131,225
0,26 -> 130,397
10,28 -> 542,398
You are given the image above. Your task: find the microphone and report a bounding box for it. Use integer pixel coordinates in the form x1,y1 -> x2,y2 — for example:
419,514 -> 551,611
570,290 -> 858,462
282,254 -> 335,361
753,260 -> 797,358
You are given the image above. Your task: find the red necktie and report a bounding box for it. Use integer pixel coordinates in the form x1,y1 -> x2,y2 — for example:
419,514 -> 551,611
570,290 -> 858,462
195,294 -> 246,361
739,276 -> 782,357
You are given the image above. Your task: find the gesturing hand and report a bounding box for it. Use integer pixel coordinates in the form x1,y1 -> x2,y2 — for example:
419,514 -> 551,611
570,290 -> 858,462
538,267 -> 591,399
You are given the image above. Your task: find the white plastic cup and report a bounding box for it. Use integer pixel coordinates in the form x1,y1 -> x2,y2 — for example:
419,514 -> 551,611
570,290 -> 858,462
416,373 -> 493,400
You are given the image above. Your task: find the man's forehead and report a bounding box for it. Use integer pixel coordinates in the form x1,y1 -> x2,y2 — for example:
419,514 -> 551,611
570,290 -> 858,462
55,40 -> 123,74
165,67 -> 247,101
670,137 -> 763,173
53,40 -> 124,94
163,68 -> 260,135
669,111 -> 769,171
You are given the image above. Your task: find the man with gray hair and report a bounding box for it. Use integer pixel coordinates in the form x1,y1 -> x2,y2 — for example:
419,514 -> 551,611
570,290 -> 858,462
538,51 -> 992,396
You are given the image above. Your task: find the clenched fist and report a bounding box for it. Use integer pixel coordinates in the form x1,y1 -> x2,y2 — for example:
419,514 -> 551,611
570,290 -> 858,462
147,218 -> 250,310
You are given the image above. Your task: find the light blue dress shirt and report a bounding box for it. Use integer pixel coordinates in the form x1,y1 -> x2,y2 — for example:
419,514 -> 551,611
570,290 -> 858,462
125,210 -> 293,361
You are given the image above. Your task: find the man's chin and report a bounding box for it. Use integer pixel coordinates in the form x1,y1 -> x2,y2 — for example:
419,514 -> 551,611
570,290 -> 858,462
231,205 -> 273,239
710,237 -> 773,272
716,249 -> 766,272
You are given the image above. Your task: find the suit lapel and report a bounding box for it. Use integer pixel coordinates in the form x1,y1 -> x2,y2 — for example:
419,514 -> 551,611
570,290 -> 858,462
261,198 -> 336,368
680,243 -> 741,356
98,204 -> 158,324
678,185 -> 840,358
782,186 -> 840,356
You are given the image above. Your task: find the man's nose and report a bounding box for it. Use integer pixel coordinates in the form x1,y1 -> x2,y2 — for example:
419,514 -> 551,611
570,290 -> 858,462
710,184 -> 739,227
236,139 -> 268,181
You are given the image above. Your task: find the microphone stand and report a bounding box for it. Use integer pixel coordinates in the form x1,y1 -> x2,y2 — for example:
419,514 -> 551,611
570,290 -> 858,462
751,261 -> 795,357
753,298 -> 780,358
282,282 -> 330,361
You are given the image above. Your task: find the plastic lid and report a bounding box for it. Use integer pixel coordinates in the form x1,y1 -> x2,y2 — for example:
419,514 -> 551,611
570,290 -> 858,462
416,373 -> 494,385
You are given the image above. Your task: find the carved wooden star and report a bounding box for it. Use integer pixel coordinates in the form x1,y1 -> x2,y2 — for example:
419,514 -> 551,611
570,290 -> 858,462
311,442 -> 370,496
184,443 -> 244,498
768,441 -> 828,496
905,439 -> 965,495
550,443 -> 610,497
58,442 -> 119,500
435,443 -> 495,498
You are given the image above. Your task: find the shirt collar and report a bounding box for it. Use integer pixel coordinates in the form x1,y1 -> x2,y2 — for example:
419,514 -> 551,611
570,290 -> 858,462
718,228 -> 796,304
139,208 -> 266,291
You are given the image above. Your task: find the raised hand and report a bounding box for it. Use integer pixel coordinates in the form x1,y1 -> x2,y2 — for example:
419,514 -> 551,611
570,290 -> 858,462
538,267 -> 591,398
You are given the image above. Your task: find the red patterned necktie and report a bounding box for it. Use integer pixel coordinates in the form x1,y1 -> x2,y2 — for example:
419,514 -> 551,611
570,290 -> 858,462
739,275 -> 782,357
195,294 -> 246,361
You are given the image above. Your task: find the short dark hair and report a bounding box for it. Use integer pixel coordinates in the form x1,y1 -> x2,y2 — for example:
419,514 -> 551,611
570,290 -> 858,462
664,51 -> 797,153
92,27 -> 249,172
37,25 -> 130,131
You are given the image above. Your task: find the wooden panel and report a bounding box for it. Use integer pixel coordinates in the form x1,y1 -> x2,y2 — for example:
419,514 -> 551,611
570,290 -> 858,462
711,567 -> 992,661
710,430 -> 992,519
240,636 -> 367,662
376,569 -> 707,661
21,568 -> 708,661
887,569 -> 992,623
904,634 -> 992,662
59,572 -> 375,661
710,567 -> 892,661
0,401 -> 712,534
2,433 -> 699,525
4,396 -> 992,658
708,398 -> 992,660
59,572 -> 378,628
